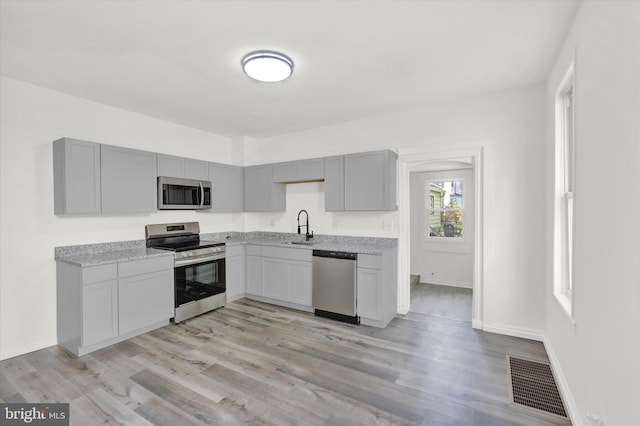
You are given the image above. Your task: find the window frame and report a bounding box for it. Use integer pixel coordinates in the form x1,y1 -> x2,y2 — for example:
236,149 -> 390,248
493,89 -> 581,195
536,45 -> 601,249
554,63 -> 576,317
424,178 -> 465,242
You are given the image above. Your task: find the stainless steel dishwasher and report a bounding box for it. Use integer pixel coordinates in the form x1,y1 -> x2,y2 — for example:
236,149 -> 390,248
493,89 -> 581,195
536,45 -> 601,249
312,250 -> 359,324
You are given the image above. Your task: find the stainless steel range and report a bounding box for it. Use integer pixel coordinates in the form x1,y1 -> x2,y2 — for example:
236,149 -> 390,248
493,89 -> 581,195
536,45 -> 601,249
145,222 -> 225,323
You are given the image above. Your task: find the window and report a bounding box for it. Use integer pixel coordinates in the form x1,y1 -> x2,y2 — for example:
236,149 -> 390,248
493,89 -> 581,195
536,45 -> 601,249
554,63 -> 575,315
425,179 -> 463,239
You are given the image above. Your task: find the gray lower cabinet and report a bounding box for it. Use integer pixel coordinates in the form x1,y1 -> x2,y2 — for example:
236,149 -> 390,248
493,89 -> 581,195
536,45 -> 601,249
273,158 -> 324,183
245,245 -> 312,309
225,245 -> 246,301
53,138 -> 102,214
56,255 -> 174,356
244,165 -> 286,212
285,260 -> 313,306
157,154 -> 209,180
208,162 -> 244,212
82,281 -> 118,346
101,145 -> 157,213
344,150 -> 397,211
262,258 -> 287,299
118,258 -> 174,335
246,251 -> 262,295
357,250 -> 397,328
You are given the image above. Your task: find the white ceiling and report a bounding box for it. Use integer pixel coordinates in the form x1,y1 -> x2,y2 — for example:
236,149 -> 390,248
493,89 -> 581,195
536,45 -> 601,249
0,0 -> 580,139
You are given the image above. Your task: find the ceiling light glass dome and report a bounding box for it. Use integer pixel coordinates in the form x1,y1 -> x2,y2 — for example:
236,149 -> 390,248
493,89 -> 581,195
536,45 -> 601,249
242,51 -> 294,83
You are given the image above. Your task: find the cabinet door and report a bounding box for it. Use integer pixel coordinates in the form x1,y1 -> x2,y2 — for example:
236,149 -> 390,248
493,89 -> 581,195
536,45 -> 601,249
53,138 -> 101,214
296,158 -> 324,182
157,154 -> 184,178
82,279 -> 118,346
262,258 -> 286,300
357,268 -> 382,321
273,159 -> 325,183
101,145 -> 157,213
286,260 -> 312,306
272,162 -> 296,183
184,158 -> 209,180
324,155 -> 345,211
244,165 -> 285,212
226,252 -> 246,299
344,150 -> 396,211
209,162 -> 244,212
118,270 -> 174,335
246,255 -> 262,295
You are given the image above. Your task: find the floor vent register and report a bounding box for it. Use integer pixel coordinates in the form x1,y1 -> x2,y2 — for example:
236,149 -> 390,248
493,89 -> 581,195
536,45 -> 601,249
507,356 -> 568,418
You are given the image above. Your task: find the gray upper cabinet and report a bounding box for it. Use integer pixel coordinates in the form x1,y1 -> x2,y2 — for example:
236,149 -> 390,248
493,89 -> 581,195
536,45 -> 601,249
157,154 -> 209,180
53,138 -> 102,214
208,162 -> 244,212
273,158 -> 324,183
324,155 -> 345,211
344,150 -> 397,211
244,165 -> 286,212
101,145 -> 157,213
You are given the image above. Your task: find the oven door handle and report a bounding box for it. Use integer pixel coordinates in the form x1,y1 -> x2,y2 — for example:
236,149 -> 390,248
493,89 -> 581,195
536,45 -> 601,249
175,253 -> 225,268
199,182 -> 204,207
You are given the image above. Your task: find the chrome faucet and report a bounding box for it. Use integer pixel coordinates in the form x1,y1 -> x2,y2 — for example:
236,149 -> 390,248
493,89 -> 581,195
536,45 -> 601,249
297,209 -> 314,241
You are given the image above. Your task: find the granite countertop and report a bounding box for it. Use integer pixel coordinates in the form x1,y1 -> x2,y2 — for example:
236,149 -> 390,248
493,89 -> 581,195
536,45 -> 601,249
55,240 -> 174,267
55,232 -> 397,267
202,232 -> 396,255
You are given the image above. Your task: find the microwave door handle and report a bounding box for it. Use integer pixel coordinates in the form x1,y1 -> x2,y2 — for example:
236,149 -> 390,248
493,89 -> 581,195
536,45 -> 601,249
199,182 -> 204,207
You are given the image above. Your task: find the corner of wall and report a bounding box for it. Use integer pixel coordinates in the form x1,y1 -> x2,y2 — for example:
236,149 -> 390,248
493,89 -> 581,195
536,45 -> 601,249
543,333 -> 582,426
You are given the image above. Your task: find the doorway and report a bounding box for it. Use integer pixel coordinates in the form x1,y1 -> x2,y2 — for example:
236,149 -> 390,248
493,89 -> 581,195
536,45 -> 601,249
397,145 -> 484,329
409,168 -> 474,322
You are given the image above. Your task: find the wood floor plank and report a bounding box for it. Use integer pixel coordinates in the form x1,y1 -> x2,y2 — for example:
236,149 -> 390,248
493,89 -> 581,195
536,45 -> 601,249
0,299 -> 572,425
70,388 -> 152,426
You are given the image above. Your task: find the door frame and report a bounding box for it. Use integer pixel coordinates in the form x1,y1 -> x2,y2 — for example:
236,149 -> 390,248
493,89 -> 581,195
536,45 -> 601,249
397,144 -> 484,329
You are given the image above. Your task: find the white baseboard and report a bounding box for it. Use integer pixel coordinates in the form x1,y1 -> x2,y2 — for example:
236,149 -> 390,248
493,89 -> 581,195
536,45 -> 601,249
482,323 -> 545,342
226,293 -> 247,303
471,319 -> 483,329
543,334 -> 582,426
0,335 -> 57,361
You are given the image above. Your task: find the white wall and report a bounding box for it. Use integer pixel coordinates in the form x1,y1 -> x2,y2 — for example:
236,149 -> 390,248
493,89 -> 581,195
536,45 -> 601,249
0,76 -> 238,360
410,169 -> 473,288
247,83 -> 548,336
544,2 -> 640,425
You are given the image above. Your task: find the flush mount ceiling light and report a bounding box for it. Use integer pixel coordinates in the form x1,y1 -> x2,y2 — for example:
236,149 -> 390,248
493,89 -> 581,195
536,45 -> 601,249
242,51 -> 294,82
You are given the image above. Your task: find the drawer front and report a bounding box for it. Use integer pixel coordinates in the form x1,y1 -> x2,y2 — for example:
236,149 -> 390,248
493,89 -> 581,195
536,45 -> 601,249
357,254 -> 383,270
261,246 -> 312,262
82,263 -> 118,284
118,256 -> 174,278
226,244 -> 245,257
246,244 -> 262,256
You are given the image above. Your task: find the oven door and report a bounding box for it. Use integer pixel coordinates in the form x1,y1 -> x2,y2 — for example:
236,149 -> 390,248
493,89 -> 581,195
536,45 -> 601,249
174,255 -> 225,309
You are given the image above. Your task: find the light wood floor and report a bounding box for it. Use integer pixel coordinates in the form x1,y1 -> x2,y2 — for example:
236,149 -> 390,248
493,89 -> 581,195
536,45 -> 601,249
0,299 -> 571,425
410,282 -> 473,322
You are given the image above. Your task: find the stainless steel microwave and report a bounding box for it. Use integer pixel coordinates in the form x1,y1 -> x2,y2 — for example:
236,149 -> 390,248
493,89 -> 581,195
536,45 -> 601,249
157,176 -> 211,210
